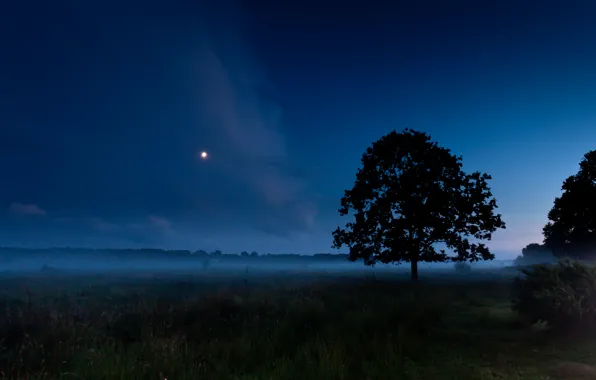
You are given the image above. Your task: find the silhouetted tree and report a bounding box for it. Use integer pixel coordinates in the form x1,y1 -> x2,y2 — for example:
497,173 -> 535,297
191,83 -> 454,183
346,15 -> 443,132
211,250 -> 222,257
543,150 -> 596,260
514,243 -> 555,266
240,251 -> 249,257
194,250 -> 211,269
332,129 -> 506,281
250,251 -> 259,257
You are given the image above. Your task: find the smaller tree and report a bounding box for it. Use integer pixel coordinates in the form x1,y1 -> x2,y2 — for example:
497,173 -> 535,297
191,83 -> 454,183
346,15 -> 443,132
332,128 -> 506,281
514,243 -> 555,266
193,249 -> 211,269
240,251 -> 250,257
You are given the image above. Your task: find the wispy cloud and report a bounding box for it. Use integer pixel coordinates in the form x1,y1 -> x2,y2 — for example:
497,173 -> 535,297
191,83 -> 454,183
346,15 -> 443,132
53,216 -> 173,246
8,202 -> 47,216
149,215 -> 172,230
194,44 -> 318,235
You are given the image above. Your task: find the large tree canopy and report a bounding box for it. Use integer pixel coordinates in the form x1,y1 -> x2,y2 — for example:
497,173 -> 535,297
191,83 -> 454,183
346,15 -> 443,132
332,129 -> 505,281
543,150 -> 596,260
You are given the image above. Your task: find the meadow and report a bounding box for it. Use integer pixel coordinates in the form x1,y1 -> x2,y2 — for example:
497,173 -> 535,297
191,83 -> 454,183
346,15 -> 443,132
1,267 -> 596,380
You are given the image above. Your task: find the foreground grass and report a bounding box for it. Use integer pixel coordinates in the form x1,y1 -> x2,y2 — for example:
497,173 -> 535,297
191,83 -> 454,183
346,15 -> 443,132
0,269 -> 594,379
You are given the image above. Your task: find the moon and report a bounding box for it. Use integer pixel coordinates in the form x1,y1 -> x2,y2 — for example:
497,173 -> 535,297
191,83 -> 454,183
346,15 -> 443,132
200,151 -> 208,159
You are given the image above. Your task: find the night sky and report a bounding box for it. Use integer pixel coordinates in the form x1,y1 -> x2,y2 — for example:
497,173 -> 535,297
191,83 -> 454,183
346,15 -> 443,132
1,0 -> 596,257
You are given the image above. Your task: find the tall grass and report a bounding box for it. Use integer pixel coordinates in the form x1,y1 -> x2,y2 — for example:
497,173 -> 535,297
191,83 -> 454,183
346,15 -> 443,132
0,271 -> 586,379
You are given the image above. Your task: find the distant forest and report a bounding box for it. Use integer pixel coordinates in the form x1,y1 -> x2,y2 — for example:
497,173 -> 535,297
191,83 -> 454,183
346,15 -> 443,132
0,247 -> 349,263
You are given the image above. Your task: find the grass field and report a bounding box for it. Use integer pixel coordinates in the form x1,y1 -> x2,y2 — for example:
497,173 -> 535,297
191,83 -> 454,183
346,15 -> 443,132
1,267 -> 596,380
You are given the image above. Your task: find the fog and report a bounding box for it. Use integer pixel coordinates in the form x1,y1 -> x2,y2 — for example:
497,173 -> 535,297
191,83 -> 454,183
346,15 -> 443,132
0,248 -> 515,278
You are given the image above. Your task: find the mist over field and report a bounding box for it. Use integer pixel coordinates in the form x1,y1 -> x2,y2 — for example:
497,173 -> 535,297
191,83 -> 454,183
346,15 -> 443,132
0,247 -> 515,276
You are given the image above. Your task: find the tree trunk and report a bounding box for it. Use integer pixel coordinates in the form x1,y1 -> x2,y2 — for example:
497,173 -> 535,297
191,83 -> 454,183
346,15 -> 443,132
410,259 -> 419,282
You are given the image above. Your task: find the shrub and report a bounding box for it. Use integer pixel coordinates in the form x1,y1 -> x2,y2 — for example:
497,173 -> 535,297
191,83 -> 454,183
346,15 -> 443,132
454,262 -> 472,273
512,260 -> 596,330
513,243 -> 556,266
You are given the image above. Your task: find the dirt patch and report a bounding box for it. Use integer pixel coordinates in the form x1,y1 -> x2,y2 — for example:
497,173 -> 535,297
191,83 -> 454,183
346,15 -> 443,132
549,361 -> 596,380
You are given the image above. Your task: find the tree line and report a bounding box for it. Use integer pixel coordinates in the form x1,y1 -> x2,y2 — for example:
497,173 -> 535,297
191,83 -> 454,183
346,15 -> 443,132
0,247 -> 348,263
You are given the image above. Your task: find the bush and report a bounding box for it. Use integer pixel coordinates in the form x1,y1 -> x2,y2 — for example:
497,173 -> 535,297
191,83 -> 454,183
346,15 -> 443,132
454,262 -> 472,273
512,260 -> 596,330
513,243 -> 556,266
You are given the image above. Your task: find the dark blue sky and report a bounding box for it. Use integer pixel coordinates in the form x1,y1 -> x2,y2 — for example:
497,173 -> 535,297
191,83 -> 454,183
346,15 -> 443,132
1,0 -> 595,257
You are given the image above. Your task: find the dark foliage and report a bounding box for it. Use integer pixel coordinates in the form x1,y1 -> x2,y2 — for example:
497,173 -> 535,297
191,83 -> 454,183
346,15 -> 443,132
332,129 -> 505,281
193,250 -> 212,269
514,243 -> 556,266
543,150 -> 596,260
512,260 -> 596,330
0,248 -> 349,268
